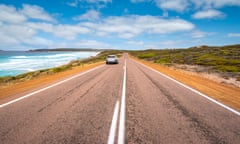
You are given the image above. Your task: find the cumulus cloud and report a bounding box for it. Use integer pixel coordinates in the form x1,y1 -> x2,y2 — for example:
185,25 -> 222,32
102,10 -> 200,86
0,23 -> 52,49
155,0 -> 189,12
81,15 -> 195,38
73,10 -> 100,21
67,0 -> 111,8
27,22 -> 91,40
131,0 -> 240,12
130,0 -> 189,12
191,0 -> 240,9
20,4 -> 56,22
190,30 -> 207,38
0,4 -> 26,23
22,36 -> 53,46
0,4 -> 195,50
192,9 -> 225,19
53,25 -> 90,39
0,4 -> 56,49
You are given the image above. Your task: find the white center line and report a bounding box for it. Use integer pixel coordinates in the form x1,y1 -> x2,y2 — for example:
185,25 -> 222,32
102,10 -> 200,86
118,59 -> 127,144
108,101 -> 120,144
107,58 -> 127,144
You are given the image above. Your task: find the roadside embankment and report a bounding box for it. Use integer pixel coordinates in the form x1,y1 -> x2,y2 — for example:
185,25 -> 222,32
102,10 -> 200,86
0,61 -> 104,100
132,57 -> 240,111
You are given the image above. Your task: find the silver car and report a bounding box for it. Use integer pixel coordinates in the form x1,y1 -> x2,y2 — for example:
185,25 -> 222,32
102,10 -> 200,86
106,55 -> 118,64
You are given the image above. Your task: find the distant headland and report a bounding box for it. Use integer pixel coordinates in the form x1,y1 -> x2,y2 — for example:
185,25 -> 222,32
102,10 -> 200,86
28,48 -> 103,52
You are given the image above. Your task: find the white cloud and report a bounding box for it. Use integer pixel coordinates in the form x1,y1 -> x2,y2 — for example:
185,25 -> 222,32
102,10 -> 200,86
227,33 -> 240,37
22,36 -> 53,46
0,4 -> 55,24
192,9 -> 225,19
73,10 -> 100,21
131,0 -> 240,12
0,4 -> 90,49
67,0 -> 111,8
0,4 -> 26,23
0,23 -> 52,49
130,0 -> 189,12
27,22 -> 54,33
67,0 -> 79,7
155,0 -> 189,12
0,4 -> 196,50
191,30 -> 207,38
190,0 -> 240,9
20,4 -> 56,22
81,15 -> 194,38
28,22 -> 91,40
53,24 -> 90,39
0,24 -> 36,42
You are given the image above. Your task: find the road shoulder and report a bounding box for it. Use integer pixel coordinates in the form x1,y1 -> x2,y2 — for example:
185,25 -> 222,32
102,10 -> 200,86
0,62 -> 104,102
131,57 -> 240,111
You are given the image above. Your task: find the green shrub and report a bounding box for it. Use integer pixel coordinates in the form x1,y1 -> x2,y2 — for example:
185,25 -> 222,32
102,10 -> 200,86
216,65 -> 240,72
138,53 -> 156,59
154,58 -> 171,64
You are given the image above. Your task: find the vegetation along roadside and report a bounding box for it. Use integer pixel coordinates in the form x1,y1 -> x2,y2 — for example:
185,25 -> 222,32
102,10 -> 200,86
129,44 -> 240,87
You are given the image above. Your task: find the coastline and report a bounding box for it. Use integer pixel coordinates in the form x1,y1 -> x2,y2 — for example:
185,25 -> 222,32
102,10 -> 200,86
0,50 -> 123,101
0,50 -> 101,77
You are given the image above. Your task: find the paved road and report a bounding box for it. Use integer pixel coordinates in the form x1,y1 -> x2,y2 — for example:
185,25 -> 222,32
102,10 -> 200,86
0,54 -> 239,144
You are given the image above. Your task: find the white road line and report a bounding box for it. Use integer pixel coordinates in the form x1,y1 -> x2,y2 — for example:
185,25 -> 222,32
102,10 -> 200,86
118,59 -> 127,144
134,59 -> 240,116
108,101 -> 119,144
0,65 -> 105,108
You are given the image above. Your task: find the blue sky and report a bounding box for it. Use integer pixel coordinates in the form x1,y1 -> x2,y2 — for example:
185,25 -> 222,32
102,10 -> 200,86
0,0 -> 240,50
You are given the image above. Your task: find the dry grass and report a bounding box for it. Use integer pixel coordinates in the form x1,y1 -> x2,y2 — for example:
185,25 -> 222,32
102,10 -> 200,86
172,64 -> 240,88
133,57 -> 240,111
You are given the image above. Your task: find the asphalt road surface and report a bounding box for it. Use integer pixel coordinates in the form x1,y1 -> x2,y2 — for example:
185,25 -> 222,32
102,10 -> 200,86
0,54 -> 239,144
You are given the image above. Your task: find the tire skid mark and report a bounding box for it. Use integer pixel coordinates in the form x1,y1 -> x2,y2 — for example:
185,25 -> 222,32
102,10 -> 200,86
136,64 -> 227,144
2,67 -> 109,140
37,67 -> 108,113
39,66 -> 120,143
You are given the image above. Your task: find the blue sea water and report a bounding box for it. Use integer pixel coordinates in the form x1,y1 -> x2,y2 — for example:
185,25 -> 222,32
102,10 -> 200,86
0,51 -> 99,77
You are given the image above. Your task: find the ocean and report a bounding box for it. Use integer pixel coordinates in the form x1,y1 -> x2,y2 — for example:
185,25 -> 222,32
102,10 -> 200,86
0,51 -> 99,77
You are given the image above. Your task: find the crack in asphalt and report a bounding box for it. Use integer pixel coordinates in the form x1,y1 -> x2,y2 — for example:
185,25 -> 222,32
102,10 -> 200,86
137,64 -> 227,144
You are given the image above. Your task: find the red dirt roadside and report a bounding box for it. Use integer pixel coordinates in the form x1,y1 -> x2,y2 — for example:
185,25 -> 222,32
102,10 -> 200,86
0,62 -> 104,100
133,57 -> 240,111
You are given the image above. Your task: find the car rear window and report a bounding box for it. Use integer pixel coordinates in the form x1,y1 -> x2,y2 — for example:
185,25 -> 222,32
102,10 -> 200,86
108,55 -> 116,58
